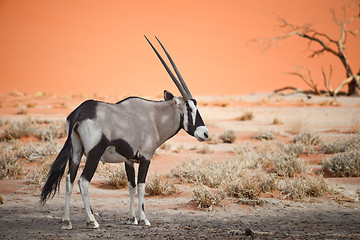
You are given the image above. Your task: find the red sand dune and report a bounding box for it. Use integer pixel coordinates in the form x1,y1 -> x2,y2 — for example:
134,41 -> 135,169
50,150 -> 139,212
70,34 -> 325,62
0,0 -> 359,97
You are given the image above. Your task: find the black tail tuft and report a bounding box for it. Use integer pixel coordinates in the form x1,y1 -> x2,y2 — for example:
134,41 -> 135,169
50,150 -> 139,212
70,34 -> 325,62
40,137 -> 71,204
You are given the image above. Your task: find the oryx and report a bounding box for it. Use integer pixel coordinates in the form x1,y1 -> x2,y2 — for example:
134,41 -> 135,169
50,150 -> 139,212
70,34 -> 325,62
40,36 -> 209,229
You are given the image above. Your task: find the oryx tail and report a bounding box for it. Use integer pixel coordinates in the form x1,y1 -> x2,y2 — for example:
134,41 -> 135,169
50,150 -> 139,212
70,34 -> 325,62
40,137 -> 71,204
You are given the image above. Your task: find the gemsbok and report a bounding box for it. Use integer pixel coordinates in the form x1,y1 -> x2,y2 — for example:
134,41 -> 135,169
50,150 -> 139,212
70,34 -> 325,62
40,36 -> 209,229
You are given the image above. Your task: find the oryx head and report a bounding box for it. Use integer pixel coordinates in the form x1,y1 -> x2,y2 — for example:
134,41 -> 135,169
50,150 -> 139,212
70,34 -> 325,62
145,36 -> 209,142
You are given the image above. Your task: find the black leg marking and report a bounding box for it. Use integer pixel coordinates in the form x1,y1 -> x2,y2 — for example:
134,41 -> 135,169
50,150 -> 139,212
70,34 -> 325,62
81,135 -> 108,182
125,162 -> 136,188
138,158 -> 151,184
142,203 -> 145,212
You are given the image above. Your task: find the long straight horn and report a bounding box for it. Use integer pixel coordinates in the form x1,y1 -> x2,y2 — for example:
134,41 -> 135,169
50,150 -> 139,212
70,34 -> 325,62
155,36 -> 193,99
144,35 -> 191,100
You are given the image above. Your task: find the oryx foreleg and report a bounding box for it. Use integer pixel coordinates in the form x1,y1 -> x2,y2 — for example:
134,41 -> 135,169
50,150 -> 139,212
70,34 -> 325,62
138,158 -> 151,226
125,162 -> 137,225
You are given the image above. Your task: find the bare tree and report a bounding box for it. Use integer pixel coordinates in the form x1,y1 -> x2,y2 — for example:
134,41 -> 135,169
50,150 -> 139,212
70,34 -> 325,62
253,2 -> 360,96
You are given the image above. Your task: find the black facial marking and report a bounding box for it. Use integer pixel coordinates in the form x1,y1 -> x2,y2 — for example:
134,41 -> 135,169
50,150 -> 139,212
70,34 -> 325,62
81,134 -> 108,182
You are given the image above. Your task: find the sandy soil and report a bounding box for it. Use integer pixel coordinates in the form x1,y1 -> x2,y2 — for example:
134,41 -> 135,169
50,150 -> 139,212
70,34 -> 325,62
1,92 -> 360,239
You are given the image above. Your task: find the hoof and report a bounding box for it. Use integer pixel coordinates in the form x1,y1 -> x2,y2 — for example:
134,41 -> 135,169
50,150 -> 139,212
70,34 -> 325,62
86,220 -> 100,229
126,217 -> 138,225
61,220 -> 73,230
139,219 -> 151,226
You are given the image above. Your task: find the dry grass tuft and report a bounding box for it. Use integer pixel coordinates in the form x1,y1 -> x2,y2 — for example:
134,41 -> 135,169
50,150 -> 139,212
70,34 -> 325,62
192,185 -> 224,209
321,135 -> 360,177
0,151 -> 23,179
219,130 -> 237,143
103,165 -> 128,188
2,119 -> 33,140
237,111 -> 254,121
294,131 -> 320,146
321,134 -> 360,154
273,154 -> 308,177
272,118 -> 283,125
282,176 -> 329,200
198,145 -> 213,154
19,140 -> 61,162
145,174 -> 178,196
287,119 -> 307,134
27,161 -> 52,187
322,151 -> 360,177
34,121 -> 66,141
252,131 -> 276,141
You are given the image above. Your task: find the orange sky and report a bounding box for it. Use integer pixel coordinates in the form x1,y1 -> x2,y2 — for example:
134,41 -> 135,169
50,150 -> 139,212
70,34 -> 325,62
0,0 -> 359,97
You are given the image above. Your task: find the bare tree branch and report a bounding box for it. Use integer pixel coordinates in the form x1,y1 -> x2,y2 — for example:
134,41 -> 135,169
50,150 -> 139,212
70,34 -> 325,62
252,1 -> 360,96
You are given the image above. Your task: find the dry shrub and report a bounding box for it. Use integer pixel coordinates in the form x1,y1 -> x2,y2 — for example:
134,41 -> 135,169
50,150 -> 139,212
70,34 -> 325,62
280,142 -> 307,157
19,140 -> 61,162
252,131 -> 275,141
219,130 -> 237,143
160,143 -> 171,150
225,177 -> 261,200
0,118 -> 10,127
34,121 -> 66,141
192,185 -> 224,209
17,107 -> 27,115
272,118 -> 283,125
321,134 -> 360,154
273,154 -> 308,177
27,161 -> 52,187
282,176 -> 329,200
294,131 -> 320,146
198,145 -> 213,154
322,150 -> 360,177
103,165 -> 128,188
206,133 -> 219,144
145,174 -> 178,196
171,148 -> 259,188
2,120 -> 33,140
237,112 -> 254,121
255,172 -> 277,193
287,119 -> 307,134
0,151 -> 23,179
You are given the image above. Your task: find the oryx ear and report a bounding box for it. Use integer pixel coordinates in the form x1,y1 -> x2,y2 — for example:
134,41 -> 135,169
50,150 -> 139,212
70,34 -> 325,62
164,90 -> 174,101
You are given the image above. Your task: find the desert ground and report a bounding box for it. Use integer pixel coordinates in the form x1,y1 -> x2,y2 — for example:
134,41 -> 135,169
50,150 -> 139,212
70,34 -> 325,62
1,91 -> 360,239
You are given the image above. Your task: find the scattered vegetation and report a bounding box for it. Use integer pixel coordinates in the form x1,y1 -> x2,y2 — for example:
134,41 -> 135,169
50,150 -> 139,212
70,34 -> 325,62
34,121 -> 66,141
0,150 -> 23,179
103,165 -> 128,188
272,118 -> 283,125
192,185 -> 224,209
294,131 -> 320,146
219,130 -> 237,143
2,120 -> 33,140
252,131 -> 276,141
322,151 -> 360,177
145,174 -> 178,196
198,145 -> 213,154
27,161 -> 52,187
273,153 -> 308,177
282,176 -> 329,200
237,111 -> 254,121
321,135 -> 360,177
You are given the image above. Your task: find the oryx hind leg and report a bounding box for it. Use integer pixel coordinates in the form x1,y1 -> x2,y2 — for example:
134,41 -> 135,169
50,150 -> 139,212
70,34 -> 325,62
62,125 -> 83,230
78,134 -> 108,229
